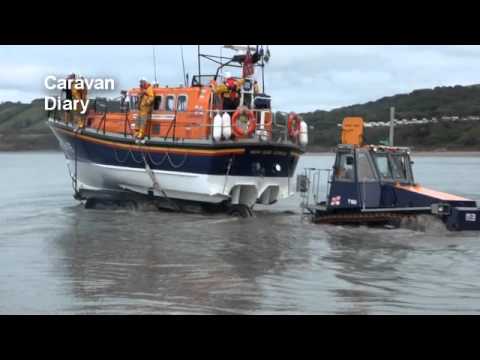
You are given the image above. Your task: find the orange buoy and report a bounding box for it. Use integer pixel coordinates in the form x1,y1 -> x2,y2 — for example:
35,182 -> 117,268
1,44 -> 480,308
287,112 -> 301,138
231,107 -> 256,138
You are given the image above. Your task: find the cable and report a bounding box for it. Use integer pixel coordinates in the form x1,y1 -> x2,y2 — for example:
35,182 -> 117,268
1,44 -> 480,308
147,150 -> 168,167
166,151 -> 188,169
129,147 -> 145,164
113,148 -> 130,163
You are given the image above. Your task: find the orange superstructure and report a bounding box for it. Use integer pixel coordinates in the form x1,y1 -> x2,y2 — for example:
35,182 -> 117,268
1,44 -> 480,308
84,85 -> 273,141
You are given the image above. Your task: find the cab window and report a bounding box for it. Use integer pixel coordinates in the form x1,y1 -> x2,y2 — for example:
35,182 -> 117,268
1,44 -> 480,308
153,96 -> 162,111
165,95 -> 175,112
356,152 -> 376,181
177,95 -> 188,112
335,153 -> 355,181
373,153 -> 393,180
391,154 -> 411,182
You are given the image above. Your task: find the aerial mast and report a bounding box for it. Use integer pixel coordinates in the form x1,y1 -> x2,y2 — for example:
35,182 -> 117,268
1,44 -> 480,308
180,45 -> 187,86
261,45 -> 265,93
152,46 -> 158,85
197,45 -> 201,86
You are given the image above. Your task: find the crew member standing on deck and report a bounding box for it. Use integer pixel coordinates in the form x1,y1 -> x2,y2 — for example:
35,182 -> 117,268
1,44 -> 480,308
63,73 -> 75,125
136,77 -> 155,141
71,75 -> 86,130
73,76 -> 89,130
214,72 -> 242,111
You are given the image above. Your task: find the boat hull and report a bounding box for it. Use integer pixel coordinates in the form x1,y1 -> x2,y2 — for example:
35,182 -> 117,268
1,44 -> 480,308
49,120 -> 302,207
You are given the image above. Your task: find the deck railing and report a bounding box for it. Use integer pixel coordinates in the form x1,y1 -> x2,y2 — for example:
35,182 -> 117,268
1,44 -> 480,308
49,102 -> 300,145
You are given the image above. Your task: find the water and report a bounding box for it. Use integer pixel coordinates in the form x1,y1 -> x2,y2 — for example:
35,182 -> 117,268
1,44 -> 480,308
1,152 -> 480,314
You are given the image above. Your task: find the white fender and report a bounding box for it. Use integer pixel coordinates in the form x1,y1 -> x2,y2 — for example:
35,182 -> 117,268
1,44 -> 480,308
222,112 -> 232,140
300,120 -> 308,146
213,113 -> 223,141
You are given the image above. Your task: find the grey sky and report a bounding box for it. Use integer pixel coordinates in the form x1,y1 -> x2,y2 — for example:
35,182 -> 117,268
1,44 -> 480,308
1,45 -> 479,112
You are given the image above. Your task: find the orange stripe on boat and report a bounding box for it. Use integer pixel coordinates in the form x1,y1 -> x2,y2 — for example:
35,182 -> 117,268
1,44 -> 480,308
396,184 -> 471,201
56,127 -> 245,156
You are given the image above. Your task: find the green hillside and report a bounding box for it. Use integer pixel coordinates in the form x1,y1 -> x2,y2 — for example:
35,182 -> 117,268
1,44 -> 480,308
301,84 -> 480,151
2,84 -> 480,151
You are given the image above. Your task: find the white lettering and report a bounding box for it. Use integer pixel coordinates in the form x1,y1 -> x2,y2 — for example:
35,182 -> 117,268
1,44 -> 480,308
104,79 -> 115,90
79,99 -> 89,114
44,96 -> 89,114
44,76 -> 58,90
44,96 -> 57,110
44,76 -> 115,91
63,100 -> 73,111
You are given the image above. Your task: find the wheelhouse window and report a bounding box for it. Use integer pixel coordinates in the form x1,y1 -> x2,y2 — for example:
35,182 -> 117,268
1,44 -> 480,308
356,152 -> 376,181
165,95 -> 175,112
153,96 -> 162,111
373,153 -> 393,180
177,95 -> 187,112
335,152 -> 355,181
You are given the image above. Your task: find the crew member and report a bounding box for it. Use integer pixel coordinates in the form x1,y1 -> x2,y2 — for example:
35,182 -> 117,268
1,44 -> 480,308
71,76 -> 85,130
136,77 -> 155,141
63,73 -> 75,124
214,72 -> 241,111
71,75 -> 86,130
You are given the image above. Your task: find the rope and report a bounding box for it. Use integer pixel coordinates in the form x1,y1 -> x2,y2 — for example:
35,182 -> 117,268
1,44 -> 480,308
139,146 -> 181,211
147,150 -> 168,167
72,131 -> 80,199
129,146 -> 146,164
113,148 -> 130,163
166,151 -> 188,169
223,155 -> 234,193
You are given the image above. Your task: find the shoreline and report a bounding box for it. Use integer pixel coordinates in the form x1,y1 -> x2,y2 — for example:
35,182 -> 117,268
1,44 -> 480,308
304,151 -> 480,157
0,134 -> 479,156
1,149 -> 479,157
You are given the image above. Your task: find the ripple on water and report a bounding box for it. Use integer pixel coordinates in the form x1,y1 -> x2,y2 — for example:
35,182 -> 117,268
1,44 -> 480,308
1,152 -> 480,314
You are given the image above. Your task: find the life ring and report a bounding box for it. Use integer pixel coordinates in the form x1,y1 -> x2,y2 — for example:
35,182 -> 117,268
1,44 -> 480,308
288,112 -> 301,138
231,107 -> 256,137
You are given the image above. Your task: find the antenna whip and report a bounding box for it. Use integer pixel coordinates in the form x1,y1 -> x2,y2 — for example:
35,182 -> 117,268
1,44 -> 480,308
152,46 -> 158,84
180,45 -> 187,86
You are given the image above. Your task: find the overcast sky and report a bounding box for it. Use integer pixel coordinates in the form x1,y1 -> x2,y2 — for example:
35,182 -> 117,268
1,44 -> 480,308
1,45 -> 479,112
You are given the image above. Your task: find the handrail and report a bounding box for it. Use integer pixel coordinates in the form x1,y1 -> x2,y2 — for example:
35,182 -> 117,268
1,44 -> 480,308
50,106 -> 301,145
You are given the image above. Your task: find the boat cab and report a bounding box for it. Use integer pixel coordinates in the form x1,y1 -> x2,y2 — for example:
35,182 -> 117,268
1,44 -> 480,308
47,45 -> 308,216
300,117 -> 480,231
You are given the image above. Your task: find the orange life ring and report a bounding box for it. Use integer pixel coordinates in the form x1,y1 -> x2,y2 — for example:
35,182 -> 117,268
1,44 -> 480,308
288,112 -> 301,138
232,107 -> 256,137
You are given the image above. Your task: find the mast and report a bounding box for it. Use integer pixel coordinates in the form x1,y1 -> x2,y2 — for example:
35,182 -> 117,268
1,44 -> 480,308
261,45 -> 265,93
197,45 -> 201,86
180,45 -> 187,86
152,46 -> 158,85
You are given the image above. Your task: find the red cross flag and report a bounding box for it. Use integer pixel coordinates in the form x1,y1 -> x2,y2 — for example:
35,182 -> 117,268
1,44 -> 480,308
330,196 -> 341,206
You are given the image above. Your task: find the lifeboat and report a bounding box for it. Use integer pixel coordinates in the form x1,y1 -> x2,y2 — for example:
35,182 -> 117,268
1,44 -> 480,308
47,45 -> 307,216
299,117 -> 480,231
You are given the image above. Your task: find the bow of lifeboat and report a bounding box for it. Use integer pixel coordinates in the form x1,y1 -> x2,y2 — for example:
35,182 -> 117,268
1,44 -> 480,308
47,84 -> 308,214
